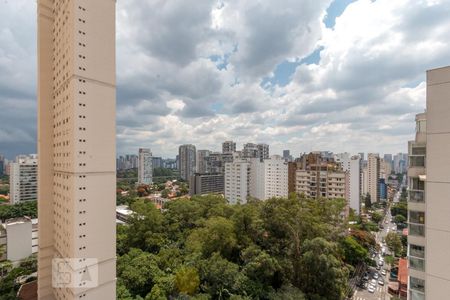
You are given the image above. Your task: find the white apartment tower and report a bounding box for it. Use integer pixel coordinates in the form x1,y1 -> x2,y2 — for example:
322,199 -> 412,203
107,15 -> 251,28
224,155 -> 250,204
349,156 -> 361,214
10,155 -> 38,204
249,155 -> 288,200
37,0 -> 116,299
138,148 -> 153,185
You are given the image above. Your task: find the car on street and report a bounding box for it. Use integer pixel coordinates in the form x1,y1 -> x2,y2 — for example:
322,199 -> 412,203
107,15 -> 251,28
368,285 -> 376,293
381,269 -> 386,275
378,279 -> 384,286
373,273 -> 379,279
371,279 -> 377,285
378,260 -> 384,266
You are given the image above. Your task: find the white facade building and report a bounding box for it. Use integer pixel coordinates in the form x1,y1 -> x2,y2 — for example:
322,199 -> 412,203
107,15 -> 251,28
138,148 -> 153,185
9,155 -> 38,204
349,156 -> 361,214
249,155 -> 288,200
224,156 -> 250,204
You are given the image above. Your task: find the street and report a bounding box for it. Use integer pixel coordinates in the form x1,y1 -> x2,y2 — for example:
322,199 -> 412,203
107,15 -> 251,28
352,203 -> 397,300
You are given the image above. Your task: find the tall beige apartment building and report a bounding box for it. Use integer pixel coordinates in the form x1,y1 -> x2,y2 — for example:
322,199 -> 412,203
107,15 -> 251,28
37,1 -> 116,299
367,153 -> 380,203
420,66 -> 450,299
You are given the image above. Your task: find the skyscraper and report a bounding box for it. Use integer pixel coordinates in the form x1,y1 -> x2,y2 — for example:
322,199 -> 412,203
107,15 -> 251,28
222,141 -> 236,154
138,148 -> 153,185
179,144 -> 196,181
37,1 -> 116,299
367,153 -> 380,203
9,155 -> 38,204
196,150 -> 211,174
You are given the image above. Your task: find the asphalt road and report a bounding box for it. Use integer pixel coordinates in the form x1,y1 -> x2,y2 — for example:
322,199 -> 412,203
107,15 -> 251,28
352,208 -> 395,300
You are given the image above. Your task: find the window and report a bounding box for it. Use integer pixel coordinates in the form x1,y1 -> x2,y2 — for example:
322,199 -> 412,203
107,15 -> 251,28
410,277 -> 425,293
409,223 -> 425,236
409,244 -> 425,258
410,211 -> 425,224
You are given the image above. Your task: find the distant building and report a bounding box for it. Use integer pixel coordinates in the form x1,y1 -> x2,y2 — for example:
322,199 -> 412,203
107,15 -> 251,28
0,155 -> 4,176
295,167 -> 347,200
117,154 -> 138,170
379,178 -> 387,200
224,155 -> 250,204
288,162 -> 302,194
189,173 -> 224,196
249,155 -> 288,200
179,144 -> 196,180
283,150 -> 293,162
349,156 -> 361,214
196,150 -> 211,174
257,144 -> 270,161
152,157 -> 163,169
138,148 -> 153,184
222,141 -> 236,154
163,158 -> 177,169
367,153 -> 380,203
9,155 -> 38,204
242,143 -> 269,161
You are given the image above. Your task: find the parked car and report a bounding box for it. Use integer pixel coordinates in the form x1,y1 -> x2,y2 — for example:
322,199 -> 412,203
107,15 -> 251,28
381,269 -> 387,276
373,273 -> 379,279
378,279 -> 384,286
368,285 -> 376,293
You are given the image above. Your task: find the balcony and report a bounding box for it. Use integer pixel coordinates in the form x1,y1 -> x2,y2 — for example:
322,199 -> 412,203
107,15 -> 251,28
409,190 -> 425,203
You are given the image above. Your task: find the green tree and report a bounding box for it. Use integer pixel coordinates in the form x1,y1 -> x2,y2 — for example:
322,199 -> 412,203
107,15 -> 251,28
341,236 -> 369,266
175,266 -> 200,295
126,200 -> 165,252
299,237 -> 349,300
186,216 -> 237,259
394,214 -> 406,224
385,232 -> 403,257
371,211 -> 383,223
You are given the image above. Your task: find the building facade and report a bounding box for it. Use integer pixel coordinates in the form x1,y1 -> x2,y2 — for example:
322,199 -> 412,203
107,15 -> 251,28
138,148 -> 153,185
249,155 -> 288,200
222,141 -> 236,154
224,156 -> 250,204
189,173 -> 224,196
419,66 -> 450,299
295,168 -> 347,200
196,150 -> 211,174
37,0 -> 117,298
9,155 -> 38,204
367,153 -> 380,203
179,145 -> 196,181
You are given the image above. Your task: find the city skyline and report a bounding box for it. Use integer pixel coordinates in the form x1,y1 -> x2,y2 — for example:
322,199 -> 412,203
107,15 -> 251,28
2,0 -> 450,158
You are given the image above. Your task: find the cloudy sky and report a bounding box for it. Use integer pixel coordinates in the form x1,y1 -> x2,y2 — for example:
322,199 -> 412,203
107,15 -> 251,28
1,0 -> 449,159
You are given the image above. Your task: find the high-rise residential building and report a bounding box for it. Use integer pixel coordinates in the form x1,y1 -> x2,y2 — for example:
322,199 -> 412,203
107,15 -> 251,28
0,155 -> 4,176
407,111 -> 426,300
295,167 -> 347,200
359,152 -> 365,162
152,157 -> 163,169
222,141 -> 236,154
189,173 -> 224,196
348,155 -> 361,214
9,155 -> 38,204
138,148 -> 153,185
412,66 -> 450,299
288,161 -> 302,194
283,150 -> 293,162
380,159 -> 392,180
367,153 -> 380,203
249,155 -> 288,200
224,154 -> 250,204
179,144 -> 196,181
243,143 -> 258,159
257,143 -> 270,161
37,0 -> 116,299
196,150 -> 211,174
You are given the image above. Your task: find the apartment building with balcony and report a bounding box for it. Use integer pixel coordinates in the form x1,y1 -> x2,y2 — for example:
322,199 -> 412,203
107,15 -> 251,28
224,155 -> 250,204
295,166 -> 348,200
407,112 -> 427,300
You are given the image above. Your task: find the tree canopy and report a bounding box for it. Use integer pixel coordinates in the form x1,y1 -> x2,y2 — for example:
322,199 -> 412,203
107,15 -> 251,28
116,194 -> 364,300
